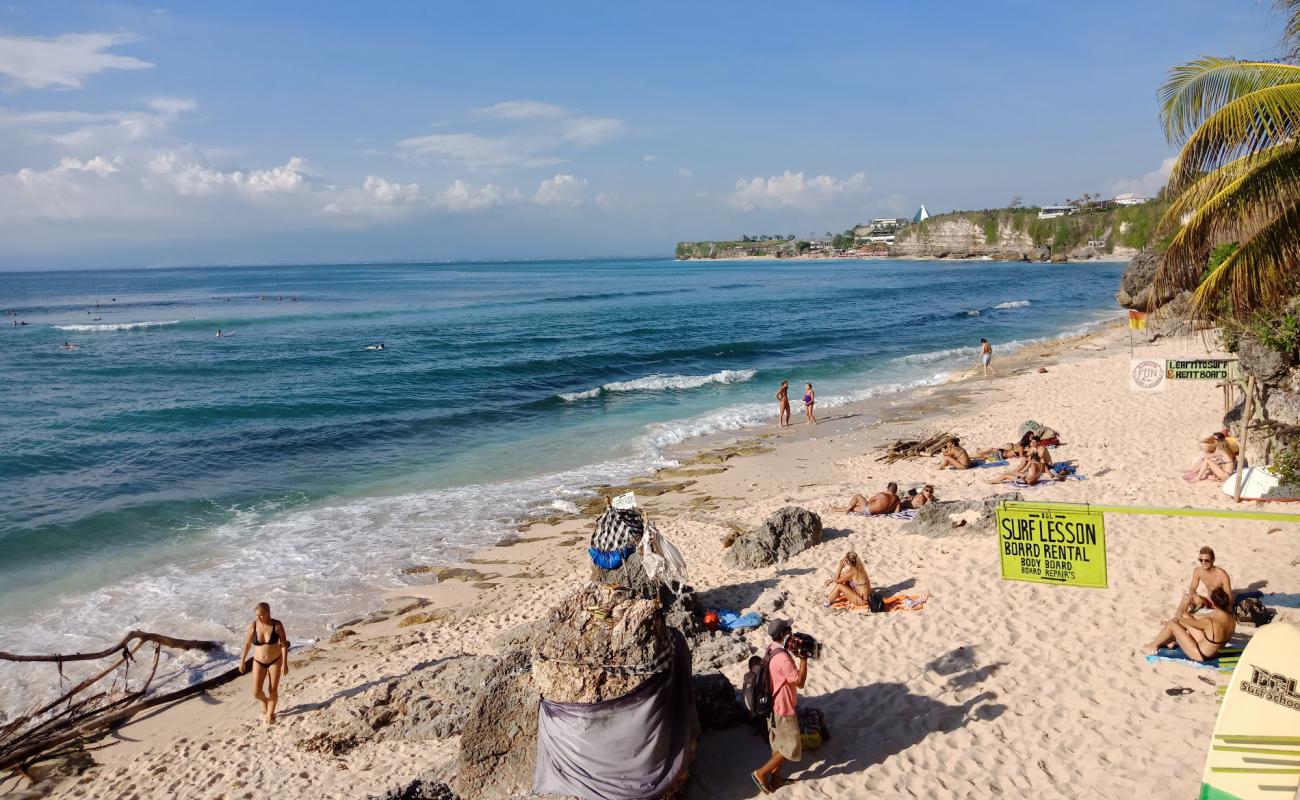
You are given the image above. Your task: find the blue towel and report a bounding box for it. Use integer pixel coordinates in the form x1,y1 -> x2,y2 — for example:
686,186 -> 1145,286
715,610 -> 762,632
1144,646 -> 1240,670
975,459 -> 1009,469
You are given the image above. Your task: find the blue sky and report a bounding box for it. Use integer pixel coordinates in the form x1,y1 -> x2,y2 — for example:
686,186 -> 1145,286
0,1 -> 1288,268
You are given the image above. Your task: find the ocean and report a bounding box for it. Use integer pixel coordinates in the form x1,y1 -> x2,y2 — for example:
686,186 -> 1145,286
0,257 -> 1124,709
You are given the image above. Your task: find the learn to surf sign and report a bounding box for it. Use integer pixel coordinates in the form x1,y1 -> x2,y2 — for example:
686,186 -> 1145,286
1166,358 -> 1235,381
996,503 -> 1107,588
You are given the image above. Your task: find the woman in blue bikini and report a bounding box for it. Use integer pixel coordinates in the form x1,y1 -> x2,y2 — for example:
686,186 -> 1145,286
238,602 -> 290,724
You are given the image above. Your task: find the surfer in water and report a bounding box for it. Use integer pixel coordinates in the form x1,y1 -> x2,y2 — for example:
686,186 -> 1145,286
365,343 -> 385,351
216,329 -> 223,338
776,380 -> 791,427
60,342 -> 78,350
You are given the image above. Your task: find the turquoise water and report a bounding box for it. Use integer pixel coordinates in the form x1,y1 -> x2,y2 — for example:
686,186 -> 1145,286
0,257 -> 1124,703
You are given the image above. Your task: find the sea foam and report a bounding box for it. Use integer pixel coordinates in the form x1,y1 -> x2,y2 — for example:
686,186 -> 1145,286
559,368 -> 756,401
54,320 -> 181,332
994,300 -> 1031,309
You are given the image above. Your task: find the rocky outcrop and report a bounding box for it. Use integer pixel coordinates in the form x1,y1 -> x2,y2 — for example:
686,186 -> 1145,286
370,777 -> 460,800
1116,247 -> 1183,311
452,650 -> 538,800
532,583 -> 672,704
903,494 -> 1023,538
891,218 -> 1043,261
295,655 -> 499,757
690,631 -> 753,671
722,506 -> 823,569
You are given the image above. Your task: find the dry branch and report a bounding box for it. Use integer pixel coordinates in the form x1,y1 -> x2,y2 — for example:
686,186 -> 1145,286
0,630 -> 232,777
875,431 -> 955,464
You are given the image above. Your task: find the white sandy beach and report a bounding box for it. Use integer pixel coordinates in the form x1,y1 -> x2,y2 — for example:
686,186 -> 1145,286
13,324 -> 1299,800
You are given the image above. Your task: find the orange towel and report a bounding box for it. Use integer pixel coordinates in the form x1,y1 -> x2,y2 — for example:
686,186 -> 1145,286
829,592 -> 928,613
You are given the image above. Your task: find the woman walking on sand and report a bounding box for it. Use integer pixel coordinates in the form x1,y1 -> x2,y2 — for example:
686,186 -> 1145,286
979,338 -> 996,376
776,380 -> 792,427
239,602 -> 289,724
803,383 -> 816,425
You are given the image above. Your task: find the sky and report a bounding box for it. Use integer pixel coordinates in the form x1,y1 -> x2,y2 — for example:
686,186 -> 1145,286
0,0 -> 1289,269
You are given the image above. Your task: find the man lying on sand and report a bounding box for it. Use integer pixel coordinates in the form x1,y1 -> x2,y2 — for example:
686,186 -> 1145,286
831,482 -> 899,514
824,550 -> 872,607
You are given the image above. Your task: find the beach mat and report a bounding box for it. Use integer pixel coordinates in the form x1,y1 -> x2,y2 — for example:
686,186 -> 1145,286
946,459 -> 1008,470
1145,646 -> 1243,670
854,509 -> 917,519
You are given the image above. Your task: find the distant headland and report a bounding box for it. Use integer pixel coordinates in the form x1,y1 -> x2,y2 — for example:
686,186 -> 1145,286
676,194 -> 1166,262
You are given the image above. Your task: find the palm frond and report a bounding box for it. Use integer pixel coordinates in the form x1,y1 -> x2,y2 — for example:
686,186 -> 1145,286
1160,58 -> 1300,145
1280,0 -> 1300,59
1168,82 -> 1300,191
1192,202 -> 1300,315
1163,143 -> 1300,272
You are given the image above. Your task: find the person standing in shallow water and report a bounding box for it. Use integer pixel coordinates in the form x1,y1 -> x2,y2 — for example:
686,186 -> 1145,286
979,338 -> 996,376
238,602 -> 289,724
803,383 -> 816,425
776,380 -> 792,427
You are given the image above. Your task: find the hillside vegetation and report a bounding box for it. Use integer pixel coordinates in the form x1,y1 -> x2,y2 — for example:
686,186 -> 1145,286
905,200 -> 1169,254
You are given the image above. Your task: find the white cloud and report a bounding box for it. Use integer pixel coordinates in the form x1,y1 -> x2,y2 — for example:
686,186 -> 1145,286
474,100 -> 567,120
396,132 -> 562,171
563,116 -> 625,146
533,173 -> 587,207
1108,157 -> 1175,199
436,179 -> 509,211
0,32 -> 153,90
363,174 -> 420,205
728,170 -> 869,212
678,167 -> 692,178
642,154 -> 660,162
2,96 -> 197,152
245,156 -> 312,193
144,152 -> 312,196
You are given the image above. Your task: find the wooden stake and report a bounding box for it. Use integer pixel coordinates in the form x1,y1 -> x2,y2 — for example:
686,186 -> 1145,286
1233,375 -> 1256,503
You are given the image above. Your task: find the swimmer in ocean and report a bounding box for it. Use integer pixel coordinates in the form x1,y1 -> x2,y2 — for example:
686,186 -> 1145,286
61,341 -> 78,350
365,343 -> 385,351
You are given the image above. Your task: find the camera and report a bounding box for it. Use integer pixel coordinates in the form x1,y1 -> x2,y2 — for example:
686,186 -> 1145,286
786,631 -> 822,660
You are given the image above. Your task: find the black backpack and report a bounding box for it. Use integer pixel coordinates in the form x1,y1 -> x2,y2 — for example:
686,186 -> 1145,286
741,651 -> 779,720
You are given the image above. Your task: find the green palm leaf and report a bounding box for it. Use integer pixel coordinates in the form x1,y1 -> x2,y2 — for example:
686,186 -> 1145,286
1160,58 -> 1300,146
1193,201 -> 1300,313
1160,144 -> 1300,296
1170,82 -> 1300,191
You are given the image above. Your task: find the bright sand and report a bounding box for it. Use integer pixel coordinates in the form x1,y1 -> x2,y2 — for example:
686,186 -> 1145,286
18,323 -> 1300,800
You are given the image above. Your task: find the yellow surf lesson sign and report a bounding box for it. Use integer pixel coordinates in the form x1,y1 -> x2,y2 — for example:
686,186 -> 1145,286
997,503 -> 1107,588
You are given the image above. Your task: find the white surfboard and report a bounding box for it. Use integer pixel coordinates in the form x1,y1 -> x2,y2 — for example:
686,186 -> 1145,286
1220,467 -> 1288,502
1199,622 -> 1300,800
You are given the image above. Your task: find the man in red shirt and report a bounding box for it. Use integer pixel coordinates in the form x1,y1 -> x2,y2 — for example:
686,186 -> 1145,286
752,618 -> 808,793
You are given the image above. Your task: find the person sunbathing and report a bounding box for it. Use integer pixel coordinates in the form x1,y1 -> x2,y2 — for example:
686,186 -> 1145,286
900,484 -> 936,510
831,482 -> 900,514
988,452 -> 1046,485
1183,434 -> 1237,482
825,550 -> 872,606
1142,587 -> 1237,662
938,438 -> 973,469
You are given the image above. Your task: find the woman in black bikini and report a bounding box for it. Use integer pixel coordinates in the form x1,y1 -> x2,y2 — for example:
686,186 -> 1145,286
238,602 -> 290,724
1142,587 -> 1236,662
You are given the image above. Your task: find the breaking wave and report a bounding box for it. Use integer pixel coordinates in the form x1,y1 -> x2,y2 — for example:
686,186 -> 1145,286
54,320 -> 181,332
559,369 -> 757,401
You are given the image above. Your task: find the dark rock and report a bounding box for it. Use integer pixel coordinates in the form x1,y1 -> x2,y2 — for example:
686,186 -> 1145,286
1264,385 -> 1300,429
903,494 -> 1022,538
691,672 -> 744,728
369,778 -> 460,800
662,587 -> 709,643
453,650 -> 539,800
722,506 -> 823,569
690,631 -> 753,671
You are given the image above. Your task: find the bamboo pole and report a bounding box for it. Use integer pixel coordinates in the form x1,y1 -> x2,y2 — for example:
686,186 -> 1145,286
1234,375 -> 1256,503
999,500 -> 1300,524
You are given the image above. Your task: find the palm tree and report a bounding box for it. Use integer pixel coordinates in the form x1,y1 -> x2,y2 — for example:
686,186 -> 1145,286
1154,0 -> 1300,317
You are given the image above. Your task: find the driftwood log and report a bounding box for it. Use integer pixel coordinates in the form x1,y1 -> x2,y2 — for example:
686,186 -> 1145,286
876,431 -> 955,464
0,630 -> 237,777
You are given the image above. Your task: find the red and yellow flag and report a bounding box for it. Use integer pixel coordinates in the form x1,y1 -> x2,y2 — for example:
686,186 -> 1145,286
1128,310 -> 1147,330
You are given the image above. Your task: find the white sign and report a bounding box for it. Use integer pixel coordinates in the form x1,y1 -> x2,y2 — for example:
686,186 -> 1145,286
1129,358 -> 1167,392
612,491 -> 638,510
